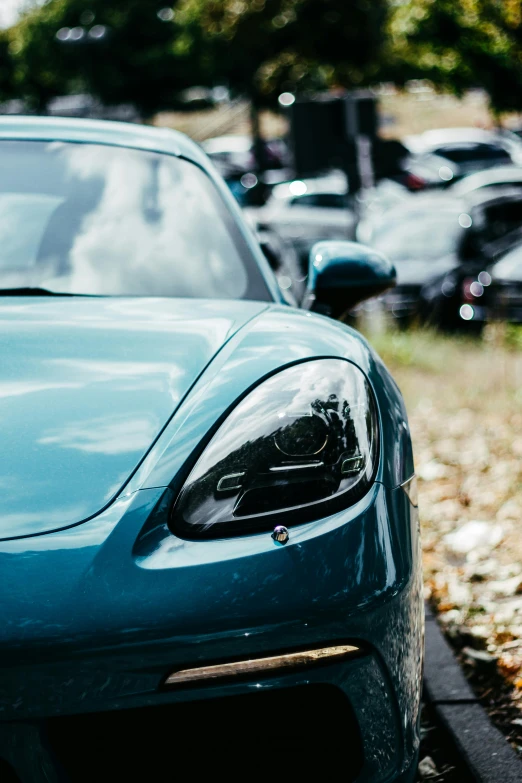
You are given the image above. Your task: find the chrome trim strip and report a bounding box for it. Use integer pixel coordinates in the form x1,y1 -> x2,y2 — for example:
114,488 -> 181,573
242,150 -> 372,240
400,474 -> 418,507
216,472 -> 246,492
165,644 -> 361,687
269,462 -> 324,472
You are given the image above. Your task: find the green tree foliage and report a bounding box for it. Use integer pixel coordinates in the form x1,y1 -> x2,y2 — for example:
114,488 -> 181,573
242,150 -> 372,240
8,0 -> 390,114
177,0 -> 390,105
389,0 -> 522,113
9,4 -> 72,111
10,0 -> 522,119
10,0 -> 204,115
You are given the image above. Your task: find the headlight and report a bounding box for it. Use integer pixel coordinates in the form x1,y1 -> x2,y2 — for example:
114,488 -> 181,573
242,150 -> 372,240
172,359 -> 378,539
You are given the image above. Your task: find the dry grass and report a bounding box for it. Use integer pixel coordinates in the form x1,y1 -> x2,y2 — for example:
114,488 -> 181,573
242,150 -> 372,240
153,89 -> 522,144
367,325 -> 522,750
378,89 -> 496,138
154,102 -> 287,142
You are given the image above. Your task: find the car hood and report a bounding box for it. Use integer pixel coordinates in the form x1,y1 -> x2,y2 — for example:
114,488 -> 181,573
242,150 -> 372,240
0,297 -> 267,539
392,255 -> 459,287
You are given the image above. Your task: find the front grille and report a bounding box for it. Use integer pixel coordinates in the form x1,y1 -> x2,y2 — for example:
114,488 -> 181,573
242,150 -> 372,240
46,685 -> 363,782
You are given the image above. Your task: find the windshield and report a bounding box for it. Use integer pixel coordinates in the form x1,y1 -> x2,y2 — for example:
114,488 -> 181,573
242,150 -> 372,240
0,140 -> 269,299
372,211 -> 464,262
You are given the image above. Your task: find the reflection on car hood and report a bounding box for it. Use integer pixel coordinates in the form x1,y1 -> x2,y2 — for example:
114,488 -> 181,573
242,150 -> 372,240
0,297 -> 266,539
392,255 -> 459,287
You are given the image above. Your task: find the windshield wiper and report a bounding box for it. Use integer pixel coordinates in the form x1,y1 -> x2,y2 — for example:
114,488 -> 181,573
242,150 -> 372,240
0,287 -> 100,297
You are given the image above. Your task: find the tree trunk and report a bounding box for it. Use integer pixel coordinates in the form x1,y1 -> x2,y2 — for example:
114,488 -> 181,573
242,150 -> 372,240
250,97 -> 266,174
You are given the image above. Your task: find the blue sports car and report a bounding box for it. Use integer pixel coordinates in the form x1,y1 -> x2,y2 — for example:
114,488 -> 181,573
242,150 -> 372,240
0,117 -> 422,783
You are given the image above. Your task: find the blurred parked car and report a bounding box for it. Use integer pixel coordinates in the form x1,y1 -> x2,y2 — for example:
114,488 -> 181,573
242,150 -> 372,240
203,134 -> 292,207
371,127 -> 522,193
472,242 -> 522,324
424,230 -> 522,329
447,165 -> 522,197
247,171 -> 357,271
365,187 -> 522,326
176,85 -> 230,110
405,126 -> 522,169
0,94 -> 141,123
202,134 -> 290,172
359,163 -> 522,246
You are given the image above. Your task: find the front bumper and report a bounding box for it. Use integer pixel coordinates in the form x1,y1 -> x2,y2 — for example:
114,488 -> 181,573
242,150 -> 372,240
0,481 -> 422,782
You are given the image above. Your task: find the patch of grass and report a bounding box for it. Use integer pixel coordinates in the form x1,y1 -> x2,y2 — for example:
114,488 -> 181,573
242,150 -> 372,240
363,325 -> 522,415
366,327 -> 477,373
504,324 -> 522,352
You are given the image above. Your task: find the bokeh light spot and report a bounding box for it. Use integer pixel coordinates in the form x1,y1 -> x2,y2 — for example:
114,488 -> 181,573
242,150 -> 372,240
289,180 -> 307,196
460,304 -> 474,321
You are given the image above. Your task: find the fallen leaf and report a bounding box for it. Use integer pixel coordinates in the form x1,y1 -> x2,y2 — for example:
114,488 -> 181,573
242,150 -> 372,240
418,755 -> 439,779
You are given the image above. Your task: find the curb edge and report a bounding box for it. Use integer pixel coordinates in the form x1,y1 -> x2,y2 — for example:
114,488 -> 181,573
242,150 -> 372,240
424,604 -> 522,783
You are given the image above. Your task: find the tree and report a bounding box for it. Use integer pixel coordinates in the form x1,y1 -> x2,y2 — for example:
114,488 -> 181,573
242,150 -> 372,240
176,0 -> 389,170
10,0 -> 205,116
10,0 -> 391,121
388,0 -> 522,114
0,31 -> 17,104
9,3 -> 74,112
177,0 -> 390,103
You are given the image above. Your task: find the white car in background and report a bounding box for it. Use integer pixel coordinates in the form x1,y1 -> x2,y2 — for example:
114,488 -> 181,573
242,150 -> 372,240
245,171 -> 357,271
358,164 -> 522,244
449,165 -> 522,196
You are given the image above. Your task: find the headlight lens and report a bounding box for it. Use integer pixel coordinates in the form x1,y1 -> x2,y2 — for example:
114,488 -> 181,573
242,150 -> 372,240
172,359 -> 378,539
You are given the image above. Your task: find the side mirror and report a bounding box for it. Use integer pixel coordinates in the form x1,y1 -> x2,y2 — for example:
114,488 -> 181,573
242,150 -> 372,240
303,241 -> 396,319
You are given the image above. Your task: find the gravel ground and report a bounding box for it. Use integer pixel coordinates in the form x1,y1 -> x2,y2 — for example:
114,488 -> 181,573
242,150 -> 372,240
368,325 -> 522,756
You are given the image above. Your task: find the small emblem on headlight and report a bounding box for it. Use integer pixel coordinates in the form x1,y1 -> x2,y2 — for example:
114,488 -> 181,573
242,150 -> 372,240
272,525 -> 289,545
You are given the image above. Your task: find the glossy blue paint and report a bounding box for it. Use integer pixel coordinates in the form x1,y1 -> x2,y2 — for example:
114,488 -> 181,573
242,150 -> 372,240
306,240 -> 397,316
0,116 -> 191,164
308,241 -> 396,292
126,306 -> 414,495
0,482 -> 421,781
0,118 -> 422,783
0,297 -> 266,538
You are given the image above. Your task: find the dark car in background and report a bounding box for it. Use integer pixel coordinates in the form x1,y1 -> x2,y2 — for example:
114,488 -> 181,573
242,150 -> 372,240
419,199 -> 522,330
353,128 -> 522,206
363,187 -> 522,327
402,127 -> 522,186
437,234 -> 522,327
368,127 -> 522,194
202,134 -> 292,206
366,196 -> 468,323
